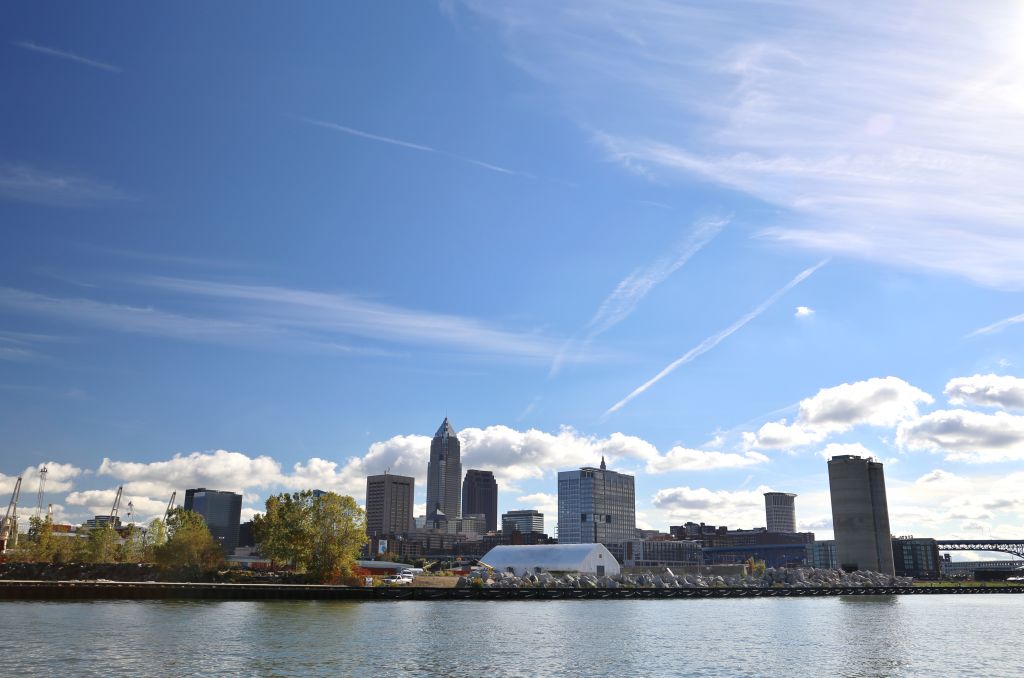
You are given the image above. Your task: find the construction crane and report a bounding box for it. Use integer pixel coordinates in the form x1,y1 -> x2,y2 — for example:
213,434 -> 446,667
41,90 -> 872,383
35,466 -> 48,518
1,476 -> 23,554
126,500 -> 135,525
108,485 -> 123,527
163,491 -> 176,523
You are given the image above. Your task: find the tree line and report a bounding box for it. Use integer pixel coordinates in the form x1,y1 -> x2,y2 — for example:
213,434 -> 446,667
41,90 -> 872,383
11,507 -> 223,570
9,490 -> 368,583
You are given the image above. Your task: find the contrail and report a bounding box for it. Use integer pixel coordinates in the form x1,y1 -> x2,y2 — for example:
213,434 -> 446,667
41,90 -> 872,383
550,217 -> 727,377
606,259 -> 828,415
299,117 -> 533,177
967,311 -> 1024,338
13,41 -> 121,73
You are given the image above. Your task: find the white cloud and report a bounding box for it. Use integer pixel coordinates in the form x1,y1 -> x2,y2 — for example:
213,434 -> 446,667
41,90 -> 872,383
816,442 -> 875,460
460,1 -> 1024,288
944,374 -> 1024,410
0,277 -> 580,363
607,259 -> 826,414
0,462 -> 83,499
747,376 -> 934,450
795,306 -> 814,317
64,489 -> 167,523
896,409 -> 1024,463
651,485 -> 772,529
645,447 -> 768,473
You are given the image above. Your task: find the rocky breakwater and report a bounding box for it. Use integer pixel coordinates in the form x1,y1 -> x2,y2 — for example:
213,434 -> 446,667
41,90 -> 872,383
456,567 -> 912,590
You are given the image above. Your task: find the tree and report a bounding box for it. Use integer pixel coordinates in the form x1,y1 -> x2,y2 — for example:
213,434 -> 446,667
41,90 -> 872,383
253,490 -> 367,583
252,491 -> 311,569
84,523 -> 119,564
154,508 -> 224,571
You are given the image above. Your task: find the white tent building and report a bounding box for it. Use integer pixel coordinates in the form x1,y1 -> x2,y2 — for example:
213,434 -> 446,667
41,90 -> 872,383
480,544 -> 620,577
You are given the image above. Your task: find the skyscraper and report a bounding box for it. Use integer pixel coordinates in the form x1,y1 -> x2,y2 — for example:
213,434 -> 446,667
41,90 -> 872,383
764,492 -> 797,533
183,488 -> 242,554
426,417 -> 462,522
827,455 -> 895,575
365,473 -> 415,537
557,457 -> 635,545
462,469 -> 498,532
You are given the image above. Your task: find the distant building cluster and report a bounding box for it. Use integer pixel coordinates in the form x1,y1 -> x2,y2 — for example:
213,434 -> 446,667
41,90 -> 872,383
5,415 -> 1001,581
365,423 -> 954,581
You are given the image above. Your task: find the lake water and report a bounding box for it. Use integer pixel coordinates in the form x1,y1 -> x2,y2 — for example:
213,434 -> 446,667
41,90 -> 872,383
2,596 -> 1023,676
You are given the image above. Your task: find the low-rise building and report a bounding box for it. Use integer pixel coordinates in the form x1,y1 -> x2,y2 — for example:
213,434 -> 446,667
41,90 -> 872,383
480,543 -> 620,577
620,539 -> 702,569
502,509 -> 544,535
806,540 -> 837,569
891,537 -> 940,579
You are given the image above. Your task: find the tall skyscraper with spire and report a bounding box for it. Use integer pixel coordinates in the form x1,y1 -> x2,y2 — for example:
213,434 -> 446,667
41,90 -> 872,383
426,417 -> 462,522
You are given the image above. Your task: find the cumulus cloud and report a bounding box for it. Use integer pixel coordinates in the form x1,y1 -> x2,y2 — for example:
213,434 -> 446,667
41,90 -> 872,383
0,462 -> 83,495
795,306 -> 814,317
99,450 -> 283,495
896,409 -> 1024,463
944,374 -> 1024,410
746,376 -> 934,450
650,485 -> 773,528
816,442 -> 875,460
83,425 -> 752,523
64,489 -> 167,522
886,469 -> 1024,536
645,447 -> 768,473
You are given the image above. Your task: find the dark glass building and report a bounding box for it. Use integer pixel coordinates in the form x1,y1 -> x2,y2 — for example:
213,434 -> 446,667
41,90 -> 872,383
183,487 -> 242,554
462,469 -> 498,532
426,418 -> 462,522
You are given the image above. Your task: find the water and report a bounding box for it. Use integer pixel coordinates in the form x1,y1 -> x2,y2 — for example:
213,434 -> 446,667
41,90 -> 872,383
2,596 -> 1022,676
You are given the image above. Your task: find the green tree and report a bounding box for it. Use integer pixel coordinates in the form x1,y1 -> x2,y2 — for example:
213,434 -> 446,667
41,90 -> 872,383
252,492 -> 311,569
119,524 -> 149,563
253,490 -> 367,583
84,523 -> 119,563
154,508 -> 224,571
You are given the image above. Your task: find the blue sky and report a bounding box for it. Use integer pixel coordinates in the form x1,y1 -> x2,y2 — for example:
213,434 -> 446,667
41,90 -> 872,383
3,2 -> 1024,552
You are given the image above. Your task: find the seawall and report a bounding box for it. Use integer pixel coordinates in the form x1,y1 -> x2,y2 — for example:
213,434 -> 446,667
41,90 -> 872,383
2,580 -> 1022,601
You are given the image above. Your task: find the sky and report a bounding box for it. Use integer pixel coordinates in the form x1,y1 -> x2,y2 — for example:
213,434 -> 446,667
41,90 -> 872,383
2,2 -> 1024,558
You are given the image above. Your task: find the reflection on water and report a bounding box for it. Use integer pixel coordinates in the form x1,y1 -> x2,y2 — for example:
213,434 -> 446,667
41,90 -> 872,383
2,596 -> 1023,677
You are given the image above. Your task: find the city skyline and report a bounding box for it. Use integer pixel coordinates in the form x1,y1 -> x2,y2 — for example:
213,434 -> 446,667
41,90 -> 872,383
2,3 -> 1024,552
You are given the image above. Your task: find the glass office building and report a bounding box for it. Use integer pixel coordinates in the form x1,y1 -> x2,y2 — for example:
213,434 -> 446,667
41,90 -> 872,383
557,458 -> 635,545
183,487 -> 242,554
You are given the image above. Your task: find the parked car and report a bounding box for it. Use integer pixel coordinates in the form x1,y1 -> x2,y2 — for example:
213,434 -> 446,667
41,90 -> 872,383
382,575 -> 409,585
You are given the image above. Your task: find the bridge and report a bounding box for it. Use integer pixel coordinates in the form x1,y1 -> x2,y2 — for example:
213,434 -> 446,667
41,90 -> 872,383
935,540 -> 1024,559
